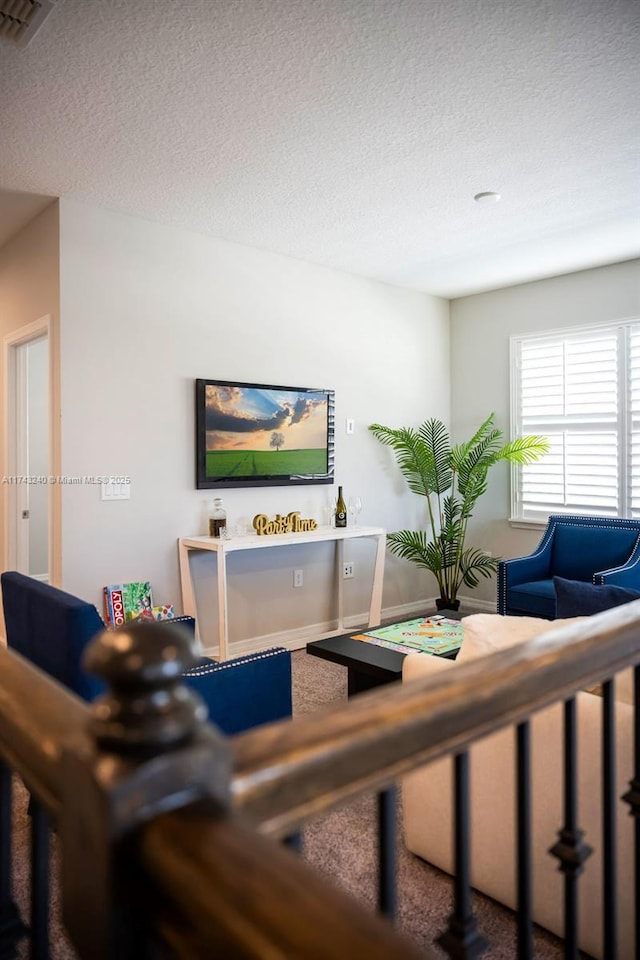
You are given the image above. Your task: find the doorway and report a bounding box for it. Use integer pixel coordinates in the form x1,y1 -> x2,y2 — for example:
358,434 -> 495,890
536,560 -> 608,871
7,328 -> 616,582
3,318 -> 51,581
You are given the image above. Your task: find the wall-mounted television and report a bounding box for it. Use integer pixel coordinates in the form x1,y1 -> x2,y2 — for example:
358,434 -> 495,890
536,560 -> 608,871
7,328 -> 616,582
195,378 -> 335,488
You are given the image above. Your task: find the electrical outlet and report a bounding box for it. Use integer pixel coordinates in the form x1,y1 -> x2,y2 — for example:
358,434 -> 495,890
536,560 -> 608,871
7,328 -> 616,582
293,569 -> 304,588
343,561 -> 354,579
346,418 -> 355,434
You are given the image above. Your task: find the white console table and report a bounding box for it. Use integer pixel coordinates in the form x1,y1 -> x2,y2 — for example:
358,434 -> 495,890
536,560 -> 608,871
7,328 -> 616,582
178,525 -> 386,660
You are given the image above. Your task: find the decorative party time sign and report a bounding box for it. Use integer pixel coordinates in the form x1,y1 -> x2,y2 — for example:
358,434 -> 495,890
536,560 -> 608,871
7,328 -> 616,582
253,511 -> 318,535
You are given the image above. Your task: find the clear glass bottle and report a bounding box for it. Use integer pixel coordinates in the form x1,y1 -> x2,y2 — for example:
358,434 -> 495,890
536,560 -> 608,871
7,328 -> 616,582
334,485 -> 347,528
209,498 -> 227,538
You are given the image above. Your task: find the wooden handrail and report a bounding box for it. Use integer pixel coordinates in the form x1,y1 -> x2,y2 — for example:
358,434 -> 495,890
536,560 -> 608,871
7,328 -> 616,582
140,803 -> 431,960
0,644 -> 90,816
231,602 -> 640,837
7,604 -> 637,838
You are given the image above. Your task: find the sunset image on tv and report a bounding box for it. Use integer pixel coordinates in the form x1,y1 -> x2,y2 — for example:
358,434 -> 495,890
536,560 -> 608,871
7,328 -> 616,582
204,384 -> 329,479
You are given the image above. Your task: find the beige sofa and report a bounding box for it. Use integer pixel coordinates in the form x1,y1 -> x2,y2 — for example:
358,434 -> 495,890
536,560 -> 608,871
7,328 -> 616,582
402,614 -> 635,960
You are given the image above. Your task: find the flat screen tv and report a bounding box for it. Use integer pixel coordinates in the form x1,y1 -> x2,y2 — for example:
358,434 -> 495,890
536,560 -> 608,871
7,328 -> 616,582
195,378 -> 335,488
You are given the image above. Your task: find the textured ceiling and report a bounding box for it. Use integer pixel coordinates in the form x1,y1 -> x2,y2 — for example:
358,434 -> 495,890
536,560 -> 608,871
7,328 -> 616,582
0,0 -> 638,297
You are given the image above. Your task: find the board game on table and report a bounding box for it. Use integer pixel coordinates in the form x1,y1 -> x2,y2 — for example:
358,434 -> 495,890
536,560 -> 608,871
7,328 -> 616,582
306,612 -> 462,697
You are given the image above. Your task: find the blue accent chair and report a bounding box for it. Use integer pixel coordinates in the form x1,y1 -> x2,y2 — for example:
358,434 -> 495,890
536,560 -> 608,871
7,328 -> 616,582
497,514 -> 640,619
1,572 -> 292,735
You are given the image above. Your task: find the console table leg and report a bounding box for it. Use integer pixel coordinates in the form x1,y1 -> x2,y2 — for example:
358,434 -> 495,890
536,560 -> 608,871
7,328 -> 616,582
336,539 -> 345,631
178,542 -> 201,648
368,534 -> 385,627
217,550 -> 229,661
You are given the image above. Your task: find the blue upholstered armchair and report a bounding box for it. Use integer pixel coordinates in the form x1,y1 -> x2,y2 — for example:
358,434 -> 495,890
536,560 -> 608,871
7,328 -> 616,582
1,572 -> 292,735
497,514 -> 640,618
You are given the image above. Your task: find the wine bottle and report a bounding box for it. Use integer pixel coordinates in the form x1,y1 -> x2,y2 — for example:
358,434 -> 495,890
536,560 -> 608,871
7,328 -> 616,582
209,498 -> 227,538
334,486 -> 347,528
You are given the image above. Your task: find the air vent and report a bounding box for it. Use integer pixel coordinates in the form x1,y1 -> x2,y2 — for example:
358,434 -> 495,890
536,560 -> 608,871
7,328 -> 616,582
0,0 -> 58,48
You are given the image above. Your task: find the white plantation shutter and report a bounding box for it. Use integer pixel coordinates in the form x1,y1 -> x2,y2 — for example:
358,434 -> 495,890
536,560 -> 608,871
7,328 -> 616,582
511,320 -> 640,522
629,326 -> 640,518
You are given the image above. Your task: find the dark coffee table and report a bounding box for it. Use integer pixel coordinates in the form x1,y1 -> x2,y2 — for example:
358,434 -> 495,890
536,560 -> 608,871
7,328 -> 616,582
306,610 -> 461,697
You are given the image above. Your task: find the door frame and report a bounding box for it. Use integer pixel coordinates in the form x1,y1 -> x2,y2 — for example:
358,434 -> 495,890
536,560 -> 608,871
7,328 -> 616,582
2,315 -> 60,583
13,339 -> 30,571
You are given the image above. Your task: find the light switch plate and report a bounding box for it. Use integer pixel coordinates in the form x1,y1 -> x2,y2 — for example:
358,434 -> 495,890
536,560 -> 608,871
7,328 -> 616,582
101,481 -> 130,501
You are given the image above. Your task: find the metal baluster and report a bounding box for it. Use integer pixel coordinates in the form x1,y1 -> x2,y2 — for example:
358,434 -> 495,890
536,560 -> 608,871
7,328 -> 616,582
29,796 -> 50,960
0,762 -> 27,957
377,786 -> 397,919
516,722 -> 533,960
283,832 -> 303,854
437,752 -> 488,959
549,698 -> 592,960
601,679 -> 618,959
622,664 -> 640,960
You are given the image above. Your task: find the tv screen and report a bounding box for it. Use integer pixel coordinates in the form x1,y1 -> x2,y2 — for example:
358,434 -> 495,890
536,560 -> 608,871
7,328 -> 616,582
195,378 -> 335,488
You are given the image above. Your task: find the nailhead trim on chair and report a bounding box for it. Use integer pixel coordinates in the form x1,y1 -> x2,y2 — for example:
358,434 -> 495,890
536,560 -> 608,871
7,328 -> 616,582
183,647 -> 287,677
549,514 -> 640,529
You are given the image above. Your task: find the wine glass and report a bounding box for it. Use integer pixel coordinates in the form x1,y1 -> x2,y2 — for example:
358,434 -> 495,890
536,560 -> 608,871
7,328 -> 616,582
325,494 -> 337,527
348,495 -> 363,526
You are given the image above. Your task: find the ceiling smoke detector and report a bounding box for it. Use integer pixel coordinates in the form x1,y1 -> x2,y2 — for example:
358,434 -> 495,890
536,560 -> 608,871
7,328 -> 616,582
0,0 -> 59,48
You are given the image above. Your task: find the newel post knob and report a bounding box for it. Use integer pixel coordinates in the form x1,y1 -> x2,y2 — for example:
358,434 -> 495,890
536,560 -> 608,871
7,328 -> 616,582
63,622 -> 230,960
83,621 -> 207,757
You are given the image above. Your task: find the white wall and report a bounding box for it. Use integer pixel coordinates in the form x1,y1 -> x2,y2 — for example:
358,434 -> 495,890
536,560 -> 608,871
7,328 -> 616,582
59,199 -> 450,650
450,259 -> 640,605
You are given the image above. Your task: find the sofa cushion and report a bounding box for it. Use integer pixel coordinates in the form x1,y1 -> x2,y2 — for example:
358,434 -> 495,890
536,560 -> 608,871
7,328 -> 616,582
551,523 -> 639,581
457,613 -> 585,664
554,576 -> 640,617
507,578 -> 556,618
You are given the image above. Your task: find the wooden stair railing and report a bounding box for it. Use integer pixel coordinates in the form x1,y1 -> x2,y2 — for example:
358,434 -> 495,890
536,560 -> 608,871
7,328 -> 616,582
0,623 -> 429,960
0,603 -> 639,959
231,604 -> 640,835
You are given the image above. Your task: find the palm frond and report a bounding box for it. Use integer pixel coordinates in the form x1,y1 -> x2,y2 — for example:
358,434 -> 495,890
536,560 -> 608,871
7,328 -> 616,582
440,497 -> 464,548
459,471 -> 489,516
386,531 -> 446,578
459,548 -> 500,588
417,419 -> 452,494
486,435 -> 551,465
450,413 -> 497,471
455,429 -> 502,493
390,429 -> 436,496
369,424 -> 437,497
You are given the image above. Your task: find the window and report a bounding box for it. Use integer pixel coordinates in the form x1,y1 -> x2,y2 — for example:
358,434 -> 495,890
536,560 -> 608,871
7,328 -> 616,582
511,319 -> 640,522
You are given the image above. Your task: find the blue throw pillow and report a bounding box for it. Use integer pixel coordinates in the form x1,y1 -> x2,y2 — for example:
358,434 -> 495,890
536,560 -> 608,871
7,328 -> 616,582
554,576 -> 640,617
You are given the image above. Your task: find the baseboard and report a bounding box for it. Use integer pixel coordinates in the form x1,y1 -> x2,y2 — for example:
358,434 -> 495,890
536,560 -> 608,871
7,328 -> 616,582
200,597 -> 441,659
200,594 -> 498,659
456,595 -> 497,612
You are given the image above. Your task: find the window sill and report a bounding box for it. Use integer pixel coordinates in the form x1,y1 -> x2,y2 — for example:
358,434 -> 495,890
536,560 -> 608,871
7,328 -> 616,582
508,518 -> 548,530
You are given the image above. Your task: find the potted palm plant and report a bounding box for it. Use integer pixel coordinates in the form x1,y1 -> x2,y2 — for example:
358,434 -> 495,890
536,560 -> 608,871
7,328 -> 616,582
369,413 -> 549,609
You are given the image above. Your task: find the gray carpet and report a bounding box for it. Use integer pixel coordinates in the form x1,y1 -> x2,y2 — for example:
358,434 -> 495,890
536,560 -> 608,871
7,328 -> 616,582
9,645 -> 567,959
